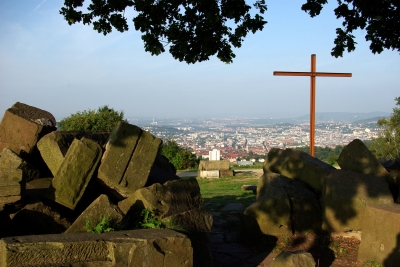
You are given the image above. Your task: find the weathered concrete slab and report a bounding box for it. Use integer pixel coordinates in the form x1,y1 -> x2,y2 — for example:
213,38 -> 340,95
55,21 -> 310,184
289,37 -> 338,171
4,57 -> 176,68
48,137 -> 102,210
118,178 -> 204,217
0,229 -> 193,267
0,102 -> 56,156
269,251 -> 316,267
338,138 -> 398,200
198,170 -> 220,178
357,203 -> 400,266
0,148 -> 39,182
65,194 -> 124,234
263,148 -> 335,194
37,131 -> 110,176
97,122 -> 161,199
322,169 -> 393,232
198,160 -> 230,171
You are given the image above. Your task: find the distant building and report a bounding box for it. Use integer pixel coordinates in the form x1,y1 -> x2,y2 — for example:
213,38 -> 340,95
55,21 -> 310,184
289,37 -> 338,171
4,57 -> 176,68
237,161 -> 254,166
209,149 -> 220,161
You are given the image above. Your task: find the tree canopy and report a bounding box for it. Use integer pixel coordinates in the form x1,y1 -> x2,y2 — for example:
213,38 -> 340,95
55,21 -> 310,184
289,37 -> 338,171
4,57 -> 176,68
302,0 -> 400,57
60,0 -> 267,64
58,105 -> 126,131
60,0 -> 399,63
160,139 -> 197,170
370,97 -> 400,159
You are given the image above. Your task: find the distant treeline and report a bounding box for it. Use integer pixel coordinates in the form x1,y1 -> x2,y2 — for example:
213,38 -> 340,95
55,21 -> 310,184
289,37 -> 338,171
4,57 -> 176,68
296,140 -> 374,165
295,145 -> 344,165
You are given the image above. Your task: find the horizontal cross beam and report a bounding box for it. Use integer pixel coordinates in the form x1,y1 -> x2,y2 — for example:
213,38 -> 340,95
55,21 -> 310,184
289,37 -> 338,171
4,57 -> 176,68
273,71 -> 352,77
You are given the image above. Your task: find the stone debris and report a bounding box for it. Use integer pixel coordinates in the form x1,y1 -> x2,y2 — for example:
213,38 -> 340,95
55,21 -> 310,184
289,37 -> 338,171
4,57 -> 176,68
97,122 -> 162,199
0,102 -> 212,267
37,131 -> 110,176
198,159 -> 233,178
263,147 -> 335,194
65,194 -> 124,234
0,229 -> 193,267
241,140 -> 400,267
0,102 -> 55,155
48,137 -> 102,210
338,138 -> 398,201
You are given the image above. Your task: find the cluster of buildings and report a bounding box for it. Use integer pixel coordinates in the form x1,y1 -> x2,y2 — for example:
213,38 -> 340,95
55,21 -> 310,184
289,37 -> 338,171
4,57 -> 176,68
135,117 -> 381,162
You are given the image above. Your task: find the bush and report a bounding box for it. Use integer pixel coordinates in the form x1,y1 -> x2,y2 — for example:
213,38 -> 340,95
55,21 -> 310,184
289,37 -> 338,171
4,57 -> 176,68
58,105 -> 127,131
160,139 -> 197,170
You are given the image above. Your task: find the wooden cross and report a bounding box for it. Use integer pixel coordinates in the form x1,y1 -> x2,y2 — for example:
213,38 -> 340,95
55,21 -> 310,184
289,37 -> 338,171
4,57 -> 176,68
273,54 -> 352,157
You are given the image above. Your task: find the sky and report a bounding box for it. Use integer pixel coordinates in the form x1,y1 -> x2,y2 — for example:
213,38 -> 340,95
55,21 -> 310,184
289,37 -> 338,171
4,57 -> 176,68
0,0 -> 399,121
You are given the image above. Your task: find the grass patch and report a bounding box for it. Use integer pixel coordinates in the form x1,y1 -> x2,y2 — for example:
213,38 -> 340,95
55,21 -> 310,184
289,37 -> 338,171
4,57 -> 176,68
196,176 -> 259,210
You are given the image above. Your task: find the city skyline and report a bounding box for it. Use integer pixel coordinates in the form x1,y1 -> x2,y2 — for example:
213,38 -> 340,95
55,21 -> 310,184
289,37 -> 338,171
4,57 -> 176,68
1,1 -> 399,120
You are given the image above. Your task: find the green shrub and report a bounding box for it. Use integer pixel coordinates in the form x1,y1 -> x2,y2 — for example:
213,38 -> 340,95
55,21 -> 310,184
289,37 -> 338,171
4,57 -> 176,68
86,216 -> 114,234
135,208 -> 164,229
160,139 -> 197,170
58,105 -> 127,131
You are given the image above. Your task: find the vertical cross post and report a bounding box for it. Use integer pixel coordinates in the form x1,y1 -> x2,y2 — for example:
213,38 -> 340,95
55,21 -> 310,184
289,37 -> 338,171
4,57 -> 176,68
273,54 -> 352,156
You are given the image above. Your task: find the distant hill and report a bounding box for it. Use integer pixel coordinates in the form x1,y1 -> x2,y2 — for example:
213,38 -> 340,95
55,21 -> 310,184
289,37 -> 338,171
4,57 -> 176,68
352,116 -> 388,124
294,112 -> 390,123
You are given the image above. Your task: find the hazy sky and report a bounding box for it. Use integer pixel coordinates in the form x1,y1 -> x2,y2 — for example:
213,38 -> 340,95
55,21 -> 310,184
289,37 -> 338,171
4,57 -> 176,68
1,0 -> 399,121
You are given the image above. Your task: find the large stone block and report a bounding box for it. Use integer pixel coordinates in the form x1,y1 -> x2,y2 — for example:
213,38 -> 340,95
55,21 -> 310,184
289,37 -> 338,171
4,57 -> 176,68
198,170 -> 220,178
198,160 -> 230,171
0,148 -> 39,182
0,102 -> 56,156
357,203 -> 400,266
0,169 -> 25,210
322,169 -> 393,232
0,229 -> 193,267
243,182 -> 292,236
338,138 -> 397,200
65,194 -> 124,234
121,129 -> 162,192
98,122 -> 162,199
25,177 -> 52,199
11,198 -> 72,236
263,148 -> 335,194
37,131 -> 110,176
161,208 -> 213,235
118,178 -> 204,217
48,137 -> 102,210
244,172 -> 321,236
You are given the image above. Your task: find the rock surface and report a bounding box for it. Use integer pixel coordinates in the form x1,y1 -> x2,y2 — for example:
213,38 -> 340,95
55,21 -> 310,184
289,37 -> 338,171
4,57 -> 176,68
0,229 -> 193,267
263,147 -> 335,194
